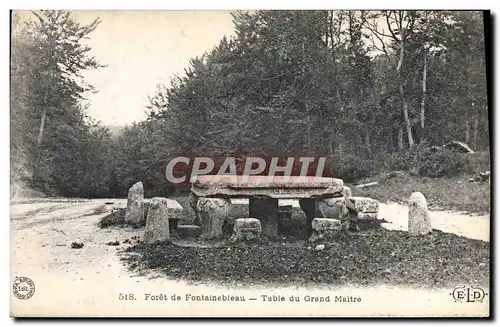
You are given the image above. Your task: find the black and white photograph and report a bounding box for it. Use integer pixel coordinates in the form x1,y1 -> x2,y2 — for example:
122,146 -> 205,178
9,9 -> 491,317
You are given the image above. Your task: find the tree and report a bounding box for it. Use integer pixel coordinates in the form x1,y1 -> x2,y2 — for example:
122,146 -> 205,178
11,10 -> 109,196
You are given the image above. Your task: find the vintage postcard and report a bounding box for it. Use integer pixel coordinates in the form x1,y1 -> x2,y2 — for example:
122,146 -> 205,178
10,9 -> 491,317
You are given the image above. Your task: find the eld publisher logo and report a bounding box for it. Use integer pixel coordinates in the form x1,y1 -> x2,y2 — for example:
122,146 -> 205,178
450,286 -> 487,303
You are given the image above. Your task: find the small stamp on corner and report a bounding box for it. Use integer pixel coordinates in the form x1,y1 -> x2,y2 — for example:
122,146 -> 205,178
13,276 -> 35,300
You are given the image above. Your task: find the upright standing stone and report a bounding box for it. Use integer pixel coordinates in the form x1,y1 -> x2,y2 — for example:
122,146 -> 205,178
408,192 -> 432,236
124,182 -> 144,225
318,197 -> 348,220
197,197 -> 231,239
144,197 -> 170,244
189,192 -> 201,226
249,197 -> 279,239
299,198 -> 318,237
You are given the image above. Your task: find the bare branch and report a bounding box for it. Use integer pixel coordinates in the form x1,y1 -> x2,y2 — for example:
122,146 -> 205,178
386,11 -> 399,41
362,19 -> 389,57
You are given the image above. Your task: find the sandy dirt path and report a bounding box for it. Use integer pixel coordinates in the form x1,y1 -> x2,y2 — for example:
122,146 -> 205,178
10,199 -> 490,317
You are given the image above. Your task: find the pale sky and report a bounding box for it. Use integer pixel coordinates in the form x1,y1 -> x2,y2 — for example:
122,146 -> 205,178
17,10 -> 237,126
80,11 -> 236,126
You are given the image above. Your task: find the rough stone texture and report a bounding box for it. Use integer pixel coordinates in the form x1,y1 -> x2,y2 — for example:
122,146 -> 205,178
277,205 -> 293,234
357,212 -> 378,220
124,182 -> 144,225
250,197 -> 278,239
229,218 -> 262,244
309,218 -> 342,243
144,197 -> 171,244
143,197 -> 184,220
312,217 -> 342,231
346,197 -> 379,213
299,198 -> 318,237
347,208 -> 381,232
318,197 -> 348,221
278,205 -> 293,220
197,197 -> 231,239
176,225 -> 202,238
188,192 -> 201,226
408,192 -> 432,236
342,186 -> 353,198
192,175 -> 343,199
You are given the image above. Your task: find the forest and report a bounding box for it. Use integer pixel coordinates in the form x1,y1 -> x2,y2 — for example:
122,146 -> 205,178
10,10 -> 490,198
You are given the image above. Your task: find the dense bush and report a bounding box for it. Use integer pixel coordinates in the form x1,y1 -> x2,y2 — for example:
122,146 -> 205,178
416,149 -> 467,177
463,151 -> 491,174
329,154 -> 375,182
378,143 -> 471,178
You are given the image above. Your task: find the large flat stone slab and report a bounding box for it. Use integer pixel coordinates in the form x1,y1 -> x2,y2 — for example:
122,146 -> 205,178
191,175 -> 343,199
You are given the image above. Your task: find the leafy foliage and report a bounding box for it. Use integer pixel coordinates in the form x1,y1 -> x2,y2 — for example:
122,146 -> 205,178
11,10 -> 110,197
11,10 -> 490,197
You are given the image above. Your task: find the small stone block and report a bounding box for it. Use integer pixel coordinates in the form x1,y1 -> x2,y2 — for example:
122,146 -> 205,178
230,218 -> 262,243
312,218 -> 342,232
357,212 -> 378,220
346,197 -> 379,213
309,218 -> 342,243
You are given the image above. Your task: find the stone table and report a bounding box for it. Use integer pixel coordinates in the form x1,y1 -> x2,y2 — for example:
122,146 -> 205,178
190,175 -> 344,239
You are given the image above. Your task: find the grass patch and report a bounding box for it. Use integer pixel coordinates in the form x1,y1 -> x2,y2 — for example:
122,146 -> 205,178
98,207 -> 148,228
121,229 -> 489,288
98,208 -> 126,228
354,173 -> 490,214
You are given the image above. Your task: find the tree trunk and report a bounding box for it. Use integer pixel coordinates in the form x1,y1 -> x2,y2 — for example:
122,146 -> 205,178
388,129 -> 393,152
473,113 -> 479,149
398,127 -> 404,151
396,28 -> 414,148
365,133 -> 372,158
306,113 -> 311,150
419,51 -> 427,143
465,116 -> 470,144
401,89 -> 414,147
37,107 -> 47,145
